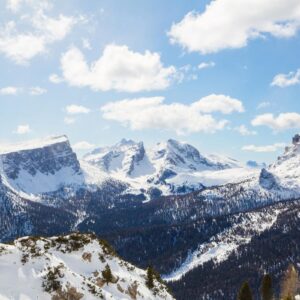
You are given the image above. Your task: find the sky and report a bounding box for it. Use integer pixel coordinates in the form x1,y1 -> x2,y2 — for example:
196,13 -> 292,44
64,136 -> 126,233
0,0 -> 300,163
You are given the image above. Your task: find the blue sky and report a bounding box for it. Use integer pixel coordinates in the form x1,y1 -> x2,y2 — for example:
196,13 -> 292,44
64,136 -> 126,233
0,0 -> 300,163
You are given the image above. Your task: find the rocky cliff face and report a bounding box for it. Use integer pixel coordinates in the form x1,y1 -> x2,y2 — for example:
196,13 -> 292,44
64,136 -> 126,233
0,136 -> 84,195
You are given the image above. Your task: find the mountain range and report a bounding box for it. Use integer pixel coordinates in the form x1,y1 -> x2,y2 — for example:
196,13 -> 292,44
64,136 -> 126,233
1,134 -> 300,299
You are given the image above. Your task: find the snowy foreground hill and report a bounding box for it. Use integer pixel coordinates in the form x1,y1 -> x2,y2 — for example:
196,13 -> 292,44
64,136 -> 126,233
0,233 -> 173,300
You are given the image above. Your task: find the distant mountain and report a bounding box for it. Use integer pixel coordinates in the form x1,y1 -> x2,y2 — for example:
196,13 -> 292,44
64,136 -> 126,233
246,160 -> 266,168
0,136 -> 253,202
0,135 -> 83,196
0,233 -> 173,300
83,138 -> 252,197
0,135 -> 125,202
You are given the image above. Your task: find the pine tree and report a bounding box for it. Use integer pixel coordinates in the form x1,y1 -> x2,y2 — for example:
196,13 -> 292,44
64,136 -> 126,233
146,266 -> 155,289
102,264 -> 113,285
237,281 -> 253,300
261,274 -> 274,300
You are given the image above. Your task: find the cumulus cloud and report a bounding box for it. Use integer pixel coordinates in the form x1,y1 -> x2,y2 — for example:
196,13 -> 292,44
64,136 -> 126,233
168,0 -> 300,54
6,0 -> 51,13
257,101 -> 271,109
0,86 -> 46,96
191,94 -> 244,114
29,86 -> 47,95
0,86 -> 20,95
235,125 -> 257,136
252,113 -> 300,131
101,95 -> 244,135
0,1 -> 79,64
198,61 -> 215,70
271,69 -> 300,87
65,105 -> 90,115
57,44 -> 177,92
242,143 -> 285,152
14,124 -> 31,134
49,73 -> 64,83
73,141 -> 95,150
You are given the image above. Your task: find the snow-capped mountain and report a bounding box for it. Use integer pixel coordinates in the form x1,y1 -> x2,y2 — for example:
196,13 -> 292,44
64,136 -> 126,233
0,136 -> 115,201
0,135 -> 255,201
268,133 -> 300,190
0,136 -> 84,196
83,138 -> 253,196
0,233 -> 173,300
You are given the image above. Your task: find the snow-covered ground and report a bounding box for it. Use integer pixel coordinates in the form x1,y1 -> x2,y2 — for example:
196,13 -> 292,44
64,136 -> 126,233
163,207 -> 283,282
0,233 -> 173,300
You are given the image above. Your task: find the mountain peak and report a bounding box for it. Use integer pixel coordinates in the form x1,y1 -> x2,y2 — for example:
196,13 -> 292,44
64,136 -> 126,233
117,138 -> 137,147
0,135 -> 69,155
292,134 -> 300,145
0,135 -> 83,195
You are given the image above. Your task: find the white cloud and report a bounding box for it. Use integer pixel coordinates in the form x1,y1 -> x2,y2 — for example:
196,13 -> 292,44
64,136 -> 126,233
0,86 -> 20,95
82,38 -> 92,50
65,104 -> 90,115
198,61 -> 215,70
252,113 -> 300,131
6,0 -> 23,12
49,73 -> 64,83
100,95 -> 243,135
29,86 -> 47,95
191,94 -> 244,114
14,124 -> 31,134
0,86 -> 46,96
271,69 -> 300,87
6,0 -> 51,13
0,1 -> 78,64
168,0 -> 300,54
242,143 -> 285,152
64,117 -> 75,125
257,101 -> 271,109
235,125 -> 257,136
58,44 -> 177,92
73,141 -> 95,150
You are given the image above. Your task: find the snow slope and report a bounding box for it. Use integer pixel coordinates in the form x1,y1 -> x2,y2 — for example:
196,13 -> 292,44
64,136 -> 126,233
0,233 -> 173,300
269,134 -> 300,190
164,206 -> 283,282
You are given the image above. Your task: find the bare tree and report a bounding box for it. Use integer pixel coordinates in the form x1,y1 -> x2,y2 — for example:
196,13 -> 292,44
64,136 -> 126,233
280,265 -> 300,300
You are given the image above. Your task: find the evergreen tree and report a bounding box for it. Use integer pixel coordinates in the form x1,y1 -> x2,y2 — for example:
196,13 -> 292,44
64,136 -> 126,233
261,274 -> 273,300
146,266 -> 155,289
237,281 -> 253,300
102,264 -> 113,285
